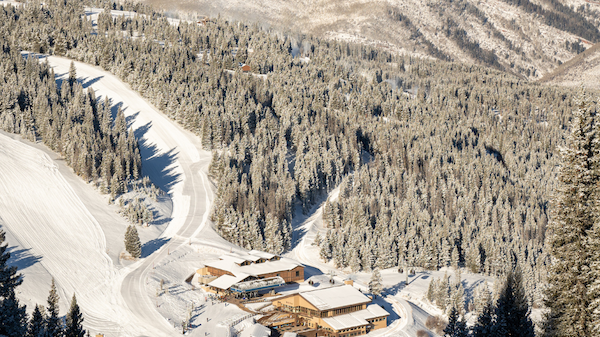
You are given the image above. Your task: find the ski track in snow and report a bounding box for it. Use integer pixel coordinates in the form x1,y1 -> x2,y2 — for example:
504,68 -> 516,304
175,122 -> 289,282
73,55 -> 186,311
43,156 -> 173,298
0,54 -> 215,336
0,133 -> 146,335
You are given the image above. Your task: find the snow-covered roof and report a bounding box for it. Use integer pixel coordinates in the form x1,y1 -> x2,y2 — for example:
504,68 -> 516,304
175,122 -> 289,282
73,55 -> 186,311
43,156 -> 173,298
353,304 -> 390,319
322,304 -> 389,331
204,251 -> 301,279
208,273 -> 249,290
323,314 -> 368,331
239,323 -> 271,337
249,250 -> 276,260
299,285 -> 370,311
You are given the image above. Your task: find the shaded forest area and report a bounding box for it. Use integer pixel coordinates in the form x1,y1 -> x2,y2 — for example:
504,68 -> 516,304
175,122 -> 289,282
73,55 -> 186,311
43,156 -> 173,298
501,0 -> 600,43
0,0 -> 591,305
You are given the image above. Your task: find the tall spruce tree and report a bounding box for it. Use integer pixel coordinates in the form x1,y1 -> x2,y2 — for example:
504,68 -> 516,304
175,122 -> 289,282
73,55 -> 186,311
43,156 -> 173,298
0,229 -> 27,336
46,279 -> 64,337
0,289 -> 28,336
124,225 -> 142,258
494,269 -> 535,337
443,306 -> 468,337
65,294 -> 85,337
545,92 -> 598,336
27,305 -> 47,337
0,229 -> 21,298
471,301 -> 495,337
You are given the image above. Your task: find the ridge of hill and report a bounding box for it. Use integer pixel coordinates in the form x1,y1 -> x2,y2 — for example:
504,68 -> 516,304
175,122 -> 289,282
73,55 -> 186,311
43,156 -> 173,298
143,0 -> 600,80
538,42 -> 600,89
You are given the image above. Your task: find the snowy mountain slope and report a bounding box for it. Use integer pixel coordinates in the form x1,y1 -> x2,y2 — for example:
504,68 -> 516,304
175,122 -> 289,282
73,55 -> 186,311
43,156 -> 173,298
538,42 -> 600,89
0,132 -> 155,335
144,0 -> 600,79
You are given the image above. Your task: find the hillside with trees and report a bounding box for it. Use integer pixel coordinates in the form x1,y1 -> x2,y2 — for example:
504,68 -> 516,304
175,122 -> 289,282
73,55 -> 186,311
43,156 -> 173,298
0,0 -> 596,312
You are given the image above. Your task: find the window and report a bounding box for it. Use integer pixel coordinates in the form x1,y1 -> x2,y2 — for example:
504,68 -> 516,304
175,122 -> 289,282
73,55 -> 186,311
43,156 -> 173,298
296,271 -> 300,277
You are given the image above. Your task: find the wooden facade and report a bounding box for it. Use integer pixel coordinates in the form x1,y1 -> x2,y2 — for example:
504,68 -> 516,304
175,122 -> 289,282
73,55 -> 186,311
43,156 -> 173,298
271,293 -> 387,337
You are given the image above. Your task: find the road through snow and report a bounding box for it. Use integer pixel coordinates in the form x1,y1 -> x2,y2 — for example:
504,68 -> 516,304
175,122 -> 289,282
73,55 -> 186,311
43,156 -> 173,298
6,55 -> 216,336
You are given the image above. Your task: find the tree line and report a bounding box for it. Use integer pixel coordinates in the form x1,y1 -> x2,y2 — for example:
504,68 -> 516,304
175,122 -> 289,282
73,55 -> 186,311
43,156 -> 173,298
0,0 -> 597,318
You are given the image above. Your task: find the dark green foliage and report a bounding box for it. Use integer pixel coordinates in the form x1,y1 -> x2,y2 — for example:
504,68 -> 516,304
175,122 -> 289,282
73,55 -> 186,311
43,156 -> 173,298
46,279 -> 64,337
124,225 -> 141,258
27,305 -> 47,337
65,295 -> 85,337
443,307 -> 468,337
494,269 -> 535,337
0,229 -> 28,336
0,230 -> 22,299
0,289 -> 28,337
471,302 -> 494,337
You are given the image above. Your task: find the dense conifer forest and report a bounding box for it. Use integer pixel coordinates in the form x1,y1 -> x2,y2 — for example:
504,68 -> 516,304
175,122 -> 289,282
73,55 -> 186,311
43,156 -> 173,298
0,0 -> 596,311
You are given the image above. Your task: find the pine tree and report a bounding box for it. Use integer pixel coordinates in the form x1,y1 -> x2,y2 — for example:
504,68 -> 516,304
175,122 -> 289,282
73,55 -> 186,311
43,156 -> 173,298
46,278 -> 64,337
0,229 -> 27,336
0,288 -> 28,336
0,229 -> 22,298
495,269 -> 534,337
68,61 -> 77,88
471,301 -> 495,337
124,225 -> 142,258
65,294 -> 85,337
27,305 -> 46,337
368,268 -> 383,297
443,306 -> 468,337
545,91 -> 598,336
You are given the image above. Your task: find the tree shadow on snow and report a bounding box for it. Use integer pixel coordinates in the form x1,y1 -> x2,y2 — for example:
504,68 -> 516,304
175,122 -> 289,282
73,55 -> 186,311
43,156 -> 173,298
82,75 -> 103,89
7,246 -> 42,270
134,121 -> 182,193
142,237 -> 169,258
373,296 -> 400,324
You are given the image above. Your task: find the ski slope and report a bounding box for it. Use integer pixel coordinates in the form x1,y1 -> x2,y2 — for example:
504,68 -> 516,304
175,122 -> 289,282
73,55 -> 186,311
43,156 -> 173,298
0,132 -> 156,335
0,54 -> 219,336
44,55 -> 217,335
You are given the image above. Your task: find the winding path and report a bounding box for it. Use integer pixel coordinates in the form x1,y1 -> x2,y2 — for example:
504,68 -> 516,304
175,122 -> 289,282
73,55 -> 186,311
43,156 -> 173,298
42,55 -> 215,336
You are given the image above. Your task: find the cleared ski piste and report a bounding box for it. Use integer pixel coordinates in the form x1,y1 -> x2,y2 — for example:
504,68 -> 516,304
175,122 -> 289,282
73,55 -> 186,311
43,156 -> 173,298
2,52 -> 495,336
0,53 -> 227,336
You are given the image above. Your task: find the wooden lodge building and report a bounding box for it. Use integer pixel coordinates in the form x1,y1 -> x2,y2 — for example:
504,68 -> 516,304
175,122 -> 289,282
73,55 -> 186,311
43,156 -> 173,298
270,285 -> 389,337
196,250 -> 304,294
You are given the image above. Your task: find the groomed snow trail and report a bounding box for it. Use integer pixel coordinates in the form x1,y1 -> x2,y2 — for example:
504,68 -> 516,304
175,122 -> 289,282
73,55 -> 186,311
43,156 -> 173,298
20,55 -> 214,336
0,133 -> 153,335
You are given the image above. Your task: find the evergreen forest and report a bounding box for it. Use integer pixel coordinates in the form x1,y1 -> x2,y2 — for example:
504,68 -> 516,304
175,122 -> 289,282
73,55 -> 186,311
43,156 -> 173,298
1,1 -> 599,333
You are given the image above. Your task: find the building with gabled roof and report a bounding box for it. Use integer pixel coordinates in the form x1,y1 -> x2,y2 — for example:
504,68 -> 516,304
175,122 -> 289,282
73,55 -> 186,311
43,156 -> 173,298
196,250 -> 304,294
270,285 -> 389,337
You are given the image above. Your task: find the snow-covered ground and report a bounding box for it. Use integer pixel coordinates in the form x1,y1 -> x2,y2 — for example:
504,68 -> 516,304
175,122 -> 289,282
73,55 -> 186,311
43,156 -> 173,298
0,51 -> 499,337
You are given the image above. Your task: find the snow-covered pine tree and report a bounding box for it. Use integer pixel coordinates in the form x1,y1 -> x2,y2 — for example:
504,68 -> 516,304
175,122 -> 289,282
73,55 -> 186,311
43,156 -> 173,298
369,269 -> 383,297
27,305 -> 46,337
545,91 -> 598,336
46,279 -> 64,337
65,294 -> 85,337
124,225 -> 142,258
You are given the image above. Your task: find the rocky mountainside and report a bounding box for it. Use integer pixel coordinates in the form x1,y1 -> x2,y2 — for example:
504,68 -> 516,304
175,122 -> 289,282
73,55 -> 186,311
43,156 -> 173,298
143,0 -> 600,80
